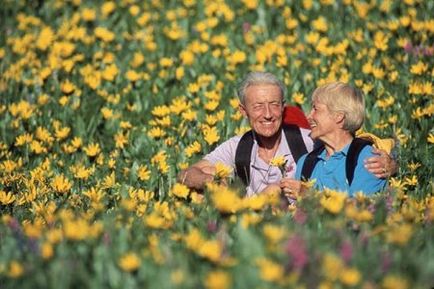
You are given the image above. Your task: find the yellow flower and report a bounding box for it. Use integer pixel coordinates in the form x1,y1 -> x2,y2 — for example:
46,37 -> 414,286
185,228 -> 204,250
129,5 -> 140,16
180,50 -> 195,65
82,8 -> 96,21
83,143 -> 101,157
36,27 -> 54,51
204,270 -> 231,289
410,61 -> 428,76
54,126 -> 70,140
51,174 -> 73,194
175,66 -> 185,80
7,261 -> 23,278
203,126 -> 220,145
185,141 -> 201,158
312,16 -> 328,32
102,64 -> 119,81
118,253 -> 141,272
382,275 -> 408,289
199,240 -> 222,262
205,100 -> 219,111
320,190 -> 347,214
35,127 -> 54,143
71,137 -> 82,148
228,50 -> 246,66
63,218 -> 88,240
83,187 -> 105,207
306,31 -> 320,44
207,183 -> 242,214
322,253 -> 343,281
171,183 -> 190,199
240,212 -> 262,228
137,165 -> 151,181
144,213 -> 166,229
41,242 -> 54,260
256,258 -> 284,282
428,133 -> 434,144
0,190 -> 15,205
385,223 -> 413,246
214,162 -> 232,179
163,22 -> 186,40
102,171 -> 116,188
269,155 -> 286,167
339,267 -> 361,286
242,0 -> 258,10
15,133 -> 33,146
373,31 -> 389,51
263,224 -> 286,243
292,92 -> 305,105
126,70 -> 141,82
243,194 -> 269,211
94,27 -> 115,42
114,131 -> 128,149
159,57 -> 173,67
70,164 -> 94,180
101,1 -> 116,17
151,151 -> 169,174
171,269 -> 185,285
148,127 -> 166,139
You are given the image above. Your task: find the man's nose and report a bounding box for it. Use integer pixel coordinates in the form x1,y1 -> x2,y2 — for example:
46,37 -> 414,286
263,104 -> 272,117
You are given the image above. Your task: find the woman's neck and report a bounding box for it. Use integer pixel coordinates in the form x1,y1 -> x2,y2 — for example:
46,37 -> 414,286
321,131 -> 354,158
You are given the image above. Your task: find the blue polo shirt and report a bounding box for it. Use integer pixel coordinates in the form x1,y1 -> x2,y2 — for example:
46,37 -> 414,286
295,144 -> 387,196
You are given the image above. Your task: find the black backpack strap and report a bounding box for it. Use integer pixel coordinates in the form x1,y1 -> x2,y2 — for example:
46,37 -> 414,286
346,138 -> 373,185
300,144 -> 324,181
282,124 -> 308,163
235,130 -> 254,186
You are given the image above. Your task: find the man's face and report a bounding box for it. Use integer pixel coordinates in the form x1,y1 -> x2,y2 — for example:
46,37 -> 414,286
307,99 -> 338,140
239,84 -> 284,138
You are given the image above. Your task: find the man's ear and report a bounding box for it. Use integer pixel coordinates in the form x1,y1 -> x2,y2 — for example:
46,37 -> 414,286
239,103 -> 248,118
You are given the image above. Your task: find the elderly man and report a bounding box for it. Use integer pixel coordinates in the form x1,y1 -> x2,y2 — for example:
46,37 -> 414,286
178,72 -> 393,197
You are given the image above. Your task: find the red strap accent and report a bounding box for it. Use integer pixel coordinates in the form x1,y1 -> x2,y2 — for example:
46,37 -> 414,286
283,105 -> 310,129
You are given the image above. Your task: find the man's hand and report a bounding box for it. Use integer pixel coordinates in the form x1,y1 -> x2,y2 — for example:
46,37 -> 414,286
177,160 -> 215,190
279,178 -> 302,200
261,183 -> 282,195
364,148 -> 397,179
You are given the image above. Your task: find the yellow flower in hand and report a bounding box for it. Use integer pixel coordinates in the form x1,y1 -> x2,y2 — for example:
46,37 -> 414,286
215,162 -> 233,179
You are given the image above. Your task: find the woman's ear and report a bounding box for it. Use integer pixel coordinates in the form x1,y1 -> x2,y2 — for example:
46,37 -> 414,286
334,111 -> 345,124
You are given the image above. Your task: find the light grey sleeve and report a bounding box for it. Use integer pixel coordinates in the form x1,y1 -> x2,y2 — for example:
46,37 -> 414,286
203,135 -> 241,168
300,128 -> 314,153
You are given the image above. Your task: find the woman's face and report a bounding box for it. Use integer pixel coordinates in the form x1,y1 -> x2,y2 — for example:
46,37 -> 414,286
307,99 -> 339,140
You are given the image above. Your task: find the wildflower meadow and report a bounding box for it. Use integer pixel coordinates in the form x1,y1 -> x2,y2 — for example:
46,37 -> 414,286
0,0 -> 433,288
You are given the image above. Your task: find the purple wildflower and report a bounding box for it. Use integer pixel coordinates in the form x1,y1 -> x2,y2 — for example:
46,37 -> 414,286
339,240 -> 353,263
293,208 -> 307,225
381,251 -> 392,273
207,220 -> 218,233
242,22 -> 251,33
285,235 -> 308,271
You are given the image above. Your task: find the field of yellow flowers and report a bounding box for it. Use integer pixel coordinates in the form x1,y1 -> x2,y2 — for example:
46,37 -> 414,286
0,0 -> 433,288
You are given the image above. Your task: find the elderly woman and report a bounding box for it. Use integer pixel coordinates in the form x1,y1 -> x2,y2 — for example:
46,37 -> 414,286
281,82 -> 387,197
